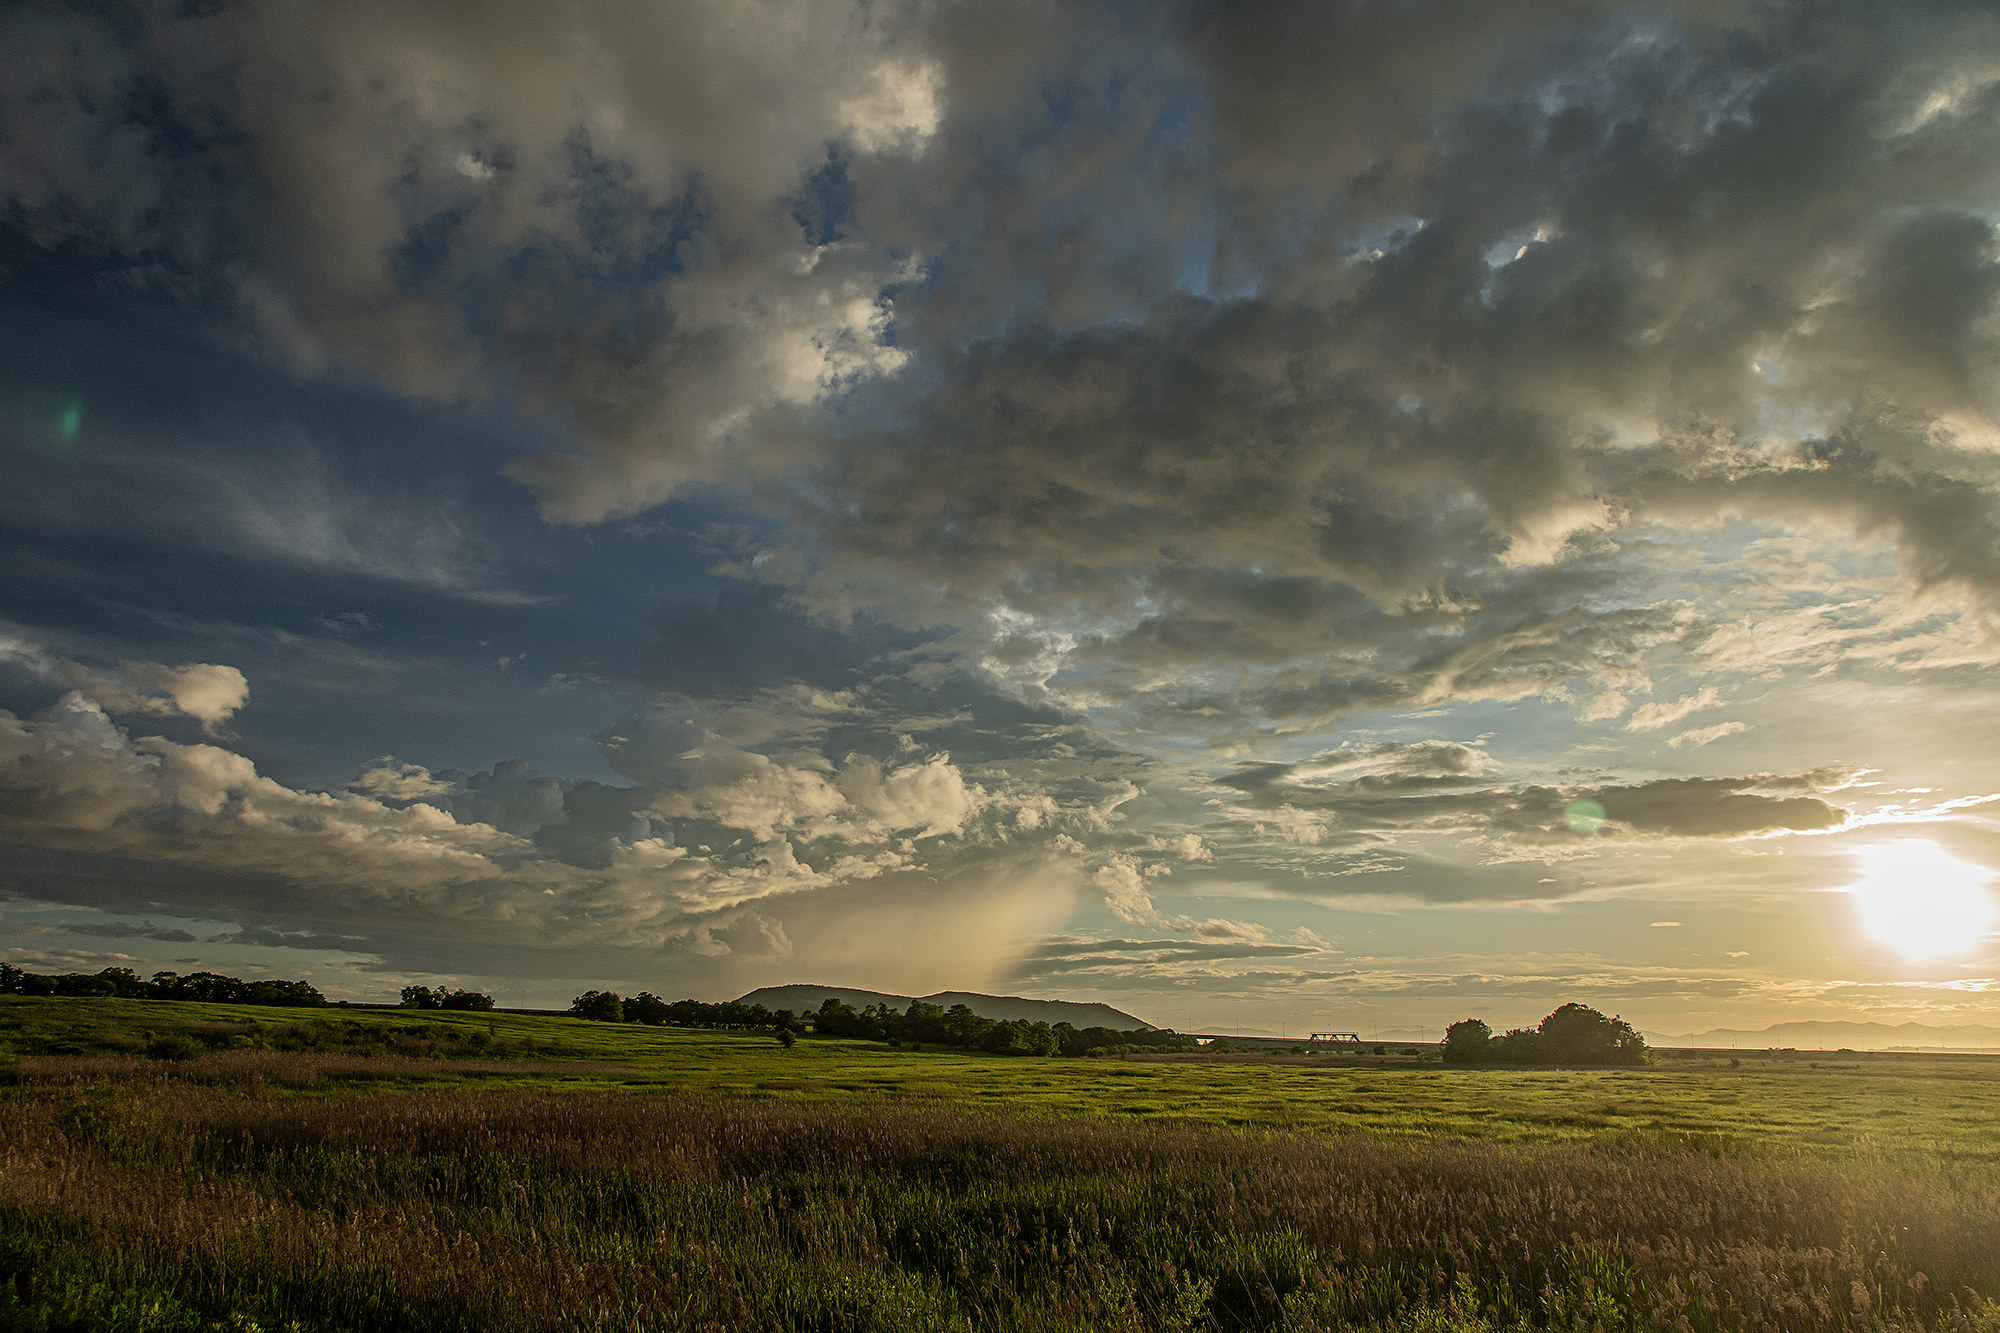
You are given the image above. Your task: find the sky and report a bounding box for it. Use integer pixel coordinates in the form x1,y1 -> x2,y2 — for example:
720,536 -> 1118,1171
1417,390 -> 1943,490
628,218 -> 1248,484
3,0 -> 1999,1038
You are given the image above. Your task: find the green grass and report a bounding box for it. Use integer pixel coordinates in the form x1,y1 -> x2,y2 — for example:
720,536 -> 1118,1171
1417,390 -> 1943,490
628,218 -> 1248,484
4,996 -> 1996,1159
4,997 -> 2000,1330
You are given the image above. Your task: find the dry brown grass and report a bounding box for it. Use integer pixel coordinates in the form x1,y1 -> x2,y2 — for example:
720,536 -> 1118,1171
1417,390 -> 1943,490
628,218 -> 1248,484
2,1083 -> 1996,1331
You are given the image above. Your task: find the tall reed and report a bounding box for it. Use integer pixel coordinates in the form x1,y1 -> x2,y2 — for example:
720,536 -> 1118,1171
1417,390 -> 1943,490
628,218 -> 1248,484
1,1080 -> 1995,1332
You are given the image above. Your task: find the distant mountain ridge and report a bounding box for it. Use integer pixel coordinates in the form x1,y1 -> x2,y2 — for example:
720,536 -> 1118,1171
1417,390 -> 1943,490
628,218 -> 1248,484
737,985 -> 1154,1031
1649,1020 -> 2000,1051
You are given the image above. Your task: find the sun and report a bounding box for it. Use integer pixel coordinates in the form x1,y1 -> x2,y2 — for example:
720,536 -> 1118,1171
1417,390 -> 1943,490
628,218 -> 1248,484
1848,842 -> 1997,958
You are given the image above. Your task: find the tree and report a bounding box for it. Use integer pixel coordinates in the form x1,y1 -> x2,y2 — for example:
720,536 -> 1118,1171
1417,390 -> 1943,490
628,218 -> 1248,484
623,992 -> 670,1025
1492,1027 -> 1545,1063
570,990 -> 625,1022
943,1003 -> 991,1049
95,967 -> 148,998
1537,1002 -> 1647,1065
1441,1005 -> 1649,1065
158,972 -> 247,1003
242,979 -> 326,1007
1441,1018 -> 1493,1063
439,989 -> 493,1012
813,997 -> 874,1038
902,1000 -> 949,1044
400,985 -> 441,1010
0,965 -> 55,995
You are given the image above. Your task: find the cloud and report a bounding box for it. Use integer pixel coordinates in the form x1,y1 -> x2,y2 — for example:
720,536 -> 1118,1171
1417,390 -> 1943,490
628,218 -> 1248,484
16,0 -> 2000,713
1628,687 -> 1726,733
63,921 -> 199,944
1191,918 -> 1270,943
359,759 -> 573,839
1210,745 -> 1850,859
1579,690 -> 1631,722
0,693 -> 533,890
1007,934 -> 1329,981
1590,777 -> 1844,839
0,657 -> 1104,979
4,1 -> 1999,1012
311,612 -> 381,637
65,661 -> 249,736
0,628 -> 248,735
2,947 -> 148,972
1091,855 -> 1154,924
203,927 -> 368,951
1669,721 -> 1752,749
1224,742 -> 1500,801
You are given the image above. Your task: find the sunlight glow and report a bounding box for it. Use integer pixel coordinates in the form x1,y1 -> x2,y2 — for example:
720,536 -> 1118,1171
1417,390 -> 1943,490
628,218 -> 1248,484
1848,842 -> 1996,958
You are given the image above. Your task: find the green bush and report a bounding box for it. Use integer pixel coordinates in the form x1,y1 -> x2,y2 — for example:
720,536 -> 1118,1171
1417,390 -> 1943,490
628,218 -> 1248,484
144,1033 -> 206,1061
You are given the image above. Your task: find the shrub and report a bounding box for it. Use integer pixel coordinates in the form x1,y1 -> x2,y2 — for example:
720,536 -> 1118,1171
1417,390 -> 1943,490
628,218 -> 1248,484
144,1034 -> 206,1061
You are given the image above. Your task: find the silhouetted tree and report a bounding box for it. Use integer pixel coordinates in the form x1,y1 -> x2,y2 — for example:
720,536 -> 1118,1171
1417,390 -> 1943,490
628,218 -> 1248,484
1441,1005 -> 1648,1065
1537,1002 -> 1647,1064
570,990 -> 624,1022
623,992 -> 671,1024
2,965 -> 321,1007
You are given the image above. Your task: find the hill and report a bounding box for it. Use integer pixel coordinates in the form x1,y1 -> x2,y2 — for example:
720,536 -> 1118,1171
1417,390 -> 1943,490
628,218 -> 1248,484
736,984 -> 1154,1031
1650,1019 -> 2000,1051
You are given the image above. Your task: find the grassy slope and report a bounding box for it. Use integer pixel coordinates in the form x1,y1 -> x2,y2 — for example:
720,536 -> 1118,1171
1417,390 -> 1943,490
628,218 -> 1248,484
4,995 -> 1997,1159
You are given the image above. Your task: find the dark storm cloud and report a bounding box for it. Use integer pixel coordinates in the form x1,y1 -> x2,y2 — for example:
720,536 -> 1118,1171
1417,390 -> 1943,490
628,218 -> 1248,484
63,920 -> 197,944
202,927 -> 367,950
1591,777 -> 1844,838
1219,748 -> 1847,843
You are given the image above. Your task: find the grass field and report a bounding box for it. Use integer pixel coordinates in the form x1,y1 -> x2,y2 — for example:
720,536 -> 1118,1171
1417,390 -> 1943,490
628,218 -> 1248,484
6,996 -> 1995,1155
2,995 -> 1998,1331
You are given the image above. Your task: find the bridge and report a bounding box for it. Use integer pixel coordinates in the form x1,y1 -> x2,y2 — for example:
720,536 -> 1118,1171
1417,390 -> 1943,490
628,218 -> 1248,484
1308,1032 -> 1365,1048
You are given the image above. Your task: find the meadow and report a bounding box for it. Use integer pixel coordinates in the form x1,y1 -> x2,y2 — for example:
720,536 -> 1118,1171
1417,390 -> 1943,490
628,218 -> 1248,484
1,995 -> 1997,1332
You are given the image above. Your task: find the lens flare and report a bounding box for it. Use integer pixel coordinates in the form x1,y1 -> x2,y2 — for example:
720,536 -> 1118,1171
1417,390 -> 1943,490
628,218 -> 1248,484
1848,841 -> 1996,958
1563,798 -> 1608,833
57,402 -> 82,442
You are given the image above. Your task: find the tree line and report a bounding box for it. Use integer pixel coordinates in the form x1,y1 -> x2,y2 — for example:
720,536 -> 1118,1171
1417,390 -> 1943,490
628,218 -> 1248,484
398,985 -> 495,1011
564,990 -> 1200,1057
811,997 -> 1198,1057
567,992 -> 790,1028
0,964 -> 325,1007
1442,1003 -> 1648,1065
